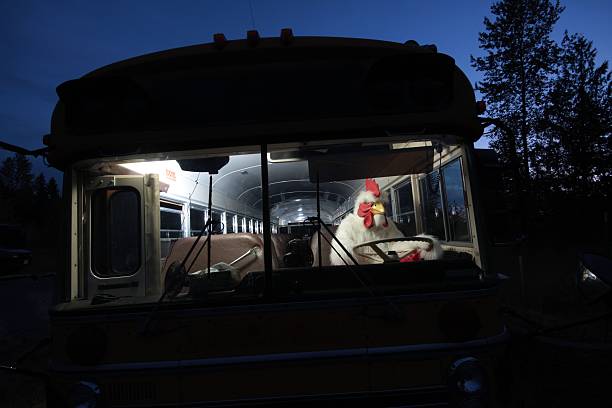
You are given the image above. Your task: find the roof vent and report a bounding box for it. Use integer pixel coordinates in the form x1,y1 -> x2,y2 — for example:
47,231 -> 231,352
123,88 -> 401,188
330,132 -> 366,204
280,28 -> 294,46
247,30 -> 260,47
404,40 -> 437,52
213,33 -> 228,50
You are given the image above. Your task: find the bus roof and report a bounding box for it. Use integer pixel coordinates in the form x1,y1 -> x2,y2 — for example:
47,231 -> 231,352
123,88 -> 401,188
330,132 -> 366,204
46,35 -> 483,169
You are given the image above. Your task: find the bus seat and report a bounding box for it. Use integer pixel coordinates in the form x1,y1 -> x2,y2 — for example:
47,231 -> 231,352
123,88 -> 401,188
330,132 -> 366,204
440,245 -> 475,261
162,234 -> 266,282
267,233 -> 301,268
310,225 -> 339,267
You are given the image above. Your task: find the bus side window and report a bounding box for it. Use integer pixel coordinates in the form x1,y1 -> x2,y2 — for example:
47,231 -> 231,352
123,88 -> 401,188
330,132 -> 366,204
442,159 -> 470,242
393,181 -> 417,236
419,158 -> 471,242
160,202 -> 183,258
420,170 -> 446,240
190,207 -> 206,236
210,210 -> 223,234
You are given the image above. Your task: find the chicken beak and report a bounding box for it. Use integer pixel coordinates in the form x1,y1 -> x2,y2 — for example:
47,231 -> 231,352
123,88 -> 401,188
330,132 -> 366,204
371,201 -> 385,215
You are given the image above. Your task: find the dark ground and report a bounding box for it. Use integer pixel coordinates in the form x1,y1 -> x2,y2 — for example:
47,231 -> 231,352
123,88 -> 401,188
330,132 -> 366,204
1,243 -> 611,407
0,248 -> 54,408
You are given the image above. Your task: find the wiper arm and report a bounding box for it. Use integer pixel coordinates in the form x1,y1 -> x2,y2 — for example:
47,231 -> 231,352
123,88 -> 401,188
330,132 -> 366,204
305,216 -> 404,322
141,174 -> 216,336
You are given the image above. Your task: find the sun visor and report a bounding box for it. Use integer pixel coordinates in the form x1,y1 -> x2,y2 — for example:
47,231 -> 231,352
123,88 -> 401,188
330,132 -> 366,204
308,146 -> 433,182
178,157 -> 229,174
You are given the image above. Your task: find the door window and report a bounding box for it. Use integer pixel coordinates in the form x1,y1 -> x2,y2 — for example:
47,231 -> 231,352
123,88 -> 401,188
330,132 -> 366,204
92,188 -> 141,277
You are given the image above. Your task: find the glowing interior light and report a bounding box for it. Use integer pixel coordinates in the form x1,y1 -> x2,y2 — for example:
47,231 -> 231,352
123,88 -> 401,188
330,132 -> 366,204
119,160 -> 182,184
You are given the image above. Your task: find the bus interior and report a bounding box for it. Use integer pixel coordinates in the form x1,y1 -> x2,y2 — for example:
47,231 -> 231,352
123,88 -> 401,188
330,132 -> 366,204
78,134 -> 482,304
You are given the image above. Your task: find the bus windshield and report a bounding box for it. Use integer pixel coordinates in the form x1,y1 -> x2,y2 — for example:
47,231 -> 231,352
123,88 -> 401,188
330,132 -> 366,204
82,135 -> 479,304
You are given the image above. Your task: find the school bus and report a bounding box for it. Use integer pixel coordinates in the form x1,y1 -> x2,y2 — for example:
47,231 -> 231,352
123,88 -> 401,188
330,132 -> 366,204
38,31 -> 507,406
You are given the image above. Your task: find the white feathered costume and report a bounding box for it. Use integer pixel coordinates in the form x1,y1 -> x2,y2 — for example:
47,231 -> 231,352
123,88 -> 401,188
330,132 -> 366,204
329,178 -> 443,265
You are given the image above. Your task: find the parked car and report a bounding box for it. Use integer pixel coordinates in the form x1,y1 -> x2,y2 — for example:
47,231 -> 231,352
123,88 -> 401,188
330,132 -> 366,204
0,224 -> 32,273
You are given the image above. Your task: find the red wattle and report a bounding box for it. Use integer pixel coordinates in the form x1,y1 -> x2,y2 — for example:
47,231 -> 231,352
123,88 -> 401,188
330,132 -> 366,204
400,250 -> 422,263
358,202 -> 374,229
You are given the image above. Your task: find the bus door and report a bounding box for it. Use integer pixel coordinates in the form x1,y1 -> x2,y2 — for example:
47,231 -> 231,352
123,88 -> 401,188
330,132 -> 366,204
84,174 -> 161,299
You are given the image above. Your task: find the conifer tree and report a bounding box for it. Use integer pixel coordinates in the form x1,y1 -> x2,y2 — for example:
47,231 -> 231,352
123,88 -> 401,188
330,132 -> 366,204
33,173 -> 48,200
471,0 -> 564,182
14,154 -> 34,192
0,155 -> 18,193
538,32 -> 612,196
47,177 -> 59,200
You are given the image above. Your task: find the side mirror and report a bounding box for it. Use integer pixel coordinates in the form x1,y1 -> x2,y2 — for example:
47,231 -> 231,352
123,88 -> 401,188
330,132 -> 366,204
576,253 -> 612,305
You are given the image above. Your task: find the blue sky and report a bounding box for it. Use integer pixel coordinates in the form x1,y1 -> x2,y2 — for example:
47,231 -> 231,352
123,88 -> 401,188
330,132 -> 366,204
1,0 -> 610,179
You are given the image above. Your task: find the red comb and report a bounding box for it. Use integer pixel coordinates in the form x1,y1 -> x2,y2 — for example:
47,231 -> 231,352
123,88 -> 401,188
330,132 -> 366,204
365,178 -> 381,197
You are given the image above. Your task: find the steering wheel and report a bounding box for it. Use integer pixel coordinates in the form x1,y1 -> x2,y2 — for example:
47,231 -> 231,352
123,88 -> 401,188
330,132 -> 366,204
353,236 -> 435,263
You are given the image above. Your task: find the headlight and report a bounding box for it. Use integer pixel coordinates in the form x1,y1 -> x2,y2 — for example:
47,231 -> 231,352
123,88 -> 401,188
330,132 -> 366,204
68,381 -> 101,408
448,357 -> 489,408
577,253 -> 612,304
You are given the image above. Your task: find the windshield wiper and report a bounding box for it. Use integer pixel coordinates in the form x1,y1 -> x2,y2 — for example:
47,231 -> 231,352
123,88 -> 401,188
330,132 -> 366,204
307,173 -> 405,322
140,173 -> 216,335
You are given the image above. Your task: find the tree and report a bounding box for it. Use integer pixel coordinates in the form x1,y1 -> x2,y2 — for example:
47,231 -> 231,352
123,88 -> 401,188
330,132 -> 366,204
13,153 -> 34,192
471,0 -> 564,182
0,155 -> 18,193
537,32 -> 612,197
32,173 -> 49,227
0,153 -> 62,245
33,174 -> 48,200
47,177 -> 59,200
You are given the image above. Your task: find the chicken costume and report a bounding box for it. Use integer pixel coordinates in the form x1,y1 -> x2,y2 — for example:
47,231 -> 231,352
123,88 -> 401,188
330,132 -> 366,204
329,178 -> 443,265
